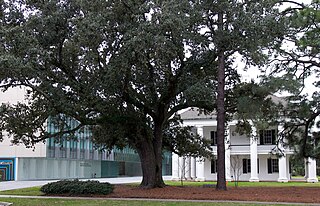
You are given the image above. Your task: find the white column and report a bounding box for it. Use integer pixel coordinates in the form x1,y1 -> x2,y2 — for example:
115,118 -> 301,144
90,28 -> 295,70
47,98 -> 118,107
191,157 -> 196,179
225,126 -> 232,181
306,157 -> 318,183
171,153 -> 179,180
249,126 -> 259,182
185,157 -> 192,180
15,157 -> 19,181
278,155 -> 288,182
196,126 -> 205,181
178,156 -> 185,179
305,158 -> 309,179
277,124 -> 288,182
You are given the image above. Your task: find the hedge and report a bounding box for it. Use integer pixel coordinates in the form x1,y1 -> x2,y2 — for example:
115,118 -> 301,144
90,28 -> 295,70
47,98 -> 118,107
40,179 -> 114,195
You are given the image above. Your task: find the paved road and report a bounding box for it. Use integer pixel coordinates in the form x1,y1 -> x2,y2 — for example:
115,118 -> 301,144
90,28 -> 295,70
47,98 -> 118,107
0,176 -> 172,191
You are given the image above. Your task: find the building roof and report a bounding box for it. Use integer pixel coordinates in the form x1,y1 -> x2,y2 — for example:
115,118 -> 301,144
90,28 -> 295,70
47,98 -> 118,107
179,108 -> 216,120
179,95 -> 286,120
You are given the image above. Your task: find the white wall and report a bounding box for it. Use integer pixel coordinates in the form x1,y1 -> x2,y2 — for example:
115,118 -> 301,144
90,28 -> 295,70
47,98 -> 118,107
1,87 -> 47,158
203,158 -> 217,180
203,154 -> 291,181
203,126 -> 216,141
230,125 -> 250,145
0,132 -> 47,158
16,157 -> 102,180
258,155 -> 279,181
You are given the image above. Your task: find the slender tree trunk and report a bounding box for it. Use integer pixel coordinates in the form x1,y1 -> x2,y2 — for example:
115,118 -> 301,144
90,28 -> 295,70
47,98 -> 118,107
216,10 -> 227,191
136,124 -> 165,188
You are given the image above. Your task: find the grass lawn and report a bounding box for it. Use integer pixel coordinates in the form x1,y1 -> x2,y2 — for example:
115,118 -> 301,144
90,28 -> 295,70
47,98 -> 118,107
0,198 -> 304,206
0,181 -> 316,206
0,186 -> 43,196
1,180 -> 320,197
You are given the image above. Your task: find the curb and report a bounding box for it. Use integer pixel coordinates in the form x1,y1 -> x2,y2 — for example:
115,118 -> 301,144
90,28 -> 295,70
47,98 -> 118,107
0,195 -> 319,205
0,202 -> 13,206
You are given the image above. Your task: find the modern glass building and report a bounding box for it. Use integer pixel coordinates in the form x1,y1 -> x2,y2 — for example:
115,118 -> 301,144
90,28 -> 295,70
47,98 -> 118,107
0,117 -> 172,181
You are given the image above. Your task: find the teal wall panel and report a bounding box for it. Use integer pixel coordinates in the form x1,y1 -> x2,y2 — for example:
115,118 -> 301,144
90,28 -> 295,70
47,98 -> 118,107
101,161 -> 119,178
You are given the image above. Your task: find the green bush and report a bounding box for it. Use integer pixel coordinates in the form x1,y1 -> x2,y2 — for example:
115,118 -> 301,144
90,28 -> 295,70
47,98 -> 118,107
40,179 -> 114,195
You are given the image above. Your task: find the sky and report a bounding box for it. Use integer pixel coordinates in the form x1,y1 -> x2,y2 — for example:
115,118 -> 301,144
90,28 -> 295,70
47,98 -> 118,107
237,0 -> 317,98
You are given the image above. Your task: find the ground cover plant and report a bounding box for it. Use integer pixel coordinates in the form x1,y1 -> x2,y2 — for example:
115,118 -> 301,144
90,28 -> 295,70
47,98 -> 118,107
165,180 -> 320,187
40,180 -> 113,195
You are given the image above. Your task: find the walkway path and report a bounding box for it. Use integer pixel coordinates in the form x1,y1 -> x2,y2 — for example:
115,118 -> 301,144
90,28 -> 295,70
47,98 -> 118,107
0,176 -> 172,191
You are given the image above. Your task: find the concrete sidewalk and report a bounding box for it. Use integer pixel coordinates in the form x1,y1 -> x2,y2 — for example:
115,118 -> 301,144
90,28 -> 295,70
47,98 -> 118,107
0,176 -> 172,191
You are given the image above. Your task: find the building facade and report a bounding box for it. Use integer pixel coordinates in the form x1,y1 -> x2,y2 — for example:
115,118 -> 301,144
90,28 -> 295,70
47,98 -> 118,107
172,108 -> 318,182
0,88 -> 172,181
1,120 -> 172,181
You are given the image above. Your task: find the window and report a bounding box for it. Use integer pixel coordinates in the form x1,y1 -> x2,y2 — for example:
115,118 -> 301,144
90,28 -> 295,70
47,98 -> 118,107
211,131 -> 217,146
211,159 -> 217,173
243,159 -> 251,174
47,138 -> 55,149
267,158 -> 279,173
89,141 -> 94,159
80,138 -> 85,159
259,129 -> 276,145
59,139 -> 67,158
47,138 -> 55,158
70,140 -> 77,159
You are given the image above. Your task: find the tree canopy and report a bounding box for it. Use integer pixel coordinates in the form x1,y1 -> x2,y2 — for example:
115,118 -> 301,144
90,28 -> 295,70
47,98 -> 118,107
0,0 -> 217,188
260,0 -> 320,159
0,0 -> 318,189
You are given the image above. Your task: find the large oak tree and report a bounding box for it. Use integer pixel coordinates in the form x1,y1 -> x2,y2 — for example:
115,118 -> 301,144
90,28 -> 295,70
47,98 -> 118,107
0,0 -> 216,188
0,0 -> 306,190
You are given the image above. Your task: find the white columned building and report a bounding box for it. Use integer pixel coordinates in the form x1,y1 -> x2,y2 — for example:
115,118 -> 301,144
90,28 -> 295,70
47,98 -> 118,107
171,107 -> 318,182
278,155 -> 288,182
195,125 -> 206,181
185,157 -> 192,180
277,125 -> 288,182
225,126 -> 232,181
306,157 -> 318,183
190,157 -> 196,179
171,153 -> 179,180
178,156 -> 185,179
249,126 -> 259,182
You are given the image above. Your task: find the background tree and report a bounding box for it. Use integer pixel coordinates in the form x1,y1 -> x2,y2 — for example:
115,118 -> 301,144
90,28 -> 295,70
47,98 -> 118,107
230,155 -> 242,187
262,0 -> 320,159
0,0 -> 215,188
197,0 -> 289,190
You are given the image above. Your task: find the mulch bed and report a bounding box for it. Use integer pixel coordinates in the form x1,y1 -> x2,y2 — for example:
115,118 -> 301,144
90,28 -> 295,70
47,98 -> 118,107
104,185 -> 320,203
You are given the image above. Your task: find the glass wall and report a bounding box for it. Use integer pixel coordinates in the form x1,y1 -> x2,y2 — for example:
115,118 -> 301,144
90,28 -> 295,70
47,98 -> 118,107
45,117 -> 172,177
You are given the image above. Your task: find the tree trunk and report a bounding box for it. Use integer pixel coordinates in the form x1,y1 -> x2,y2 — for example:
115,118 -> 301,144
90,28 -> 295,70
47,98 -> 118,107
216,10 -> 227,191
136,124 -> 165,188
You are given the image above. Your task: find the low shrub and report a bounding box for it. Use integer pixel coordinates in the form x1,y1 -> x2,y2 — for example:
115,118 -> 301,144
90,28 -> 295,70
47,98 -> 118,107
40,179 -> 114,195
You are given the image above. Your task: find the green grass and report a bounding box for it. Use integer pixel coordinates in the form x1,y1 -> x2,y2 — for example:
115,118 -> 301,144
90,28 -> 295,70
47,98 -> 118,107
0,198 -> 304,206
1,180 -> 320,197
0,186 -> 43,196
1,182 -> 315,206
165,180 -> 320,187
